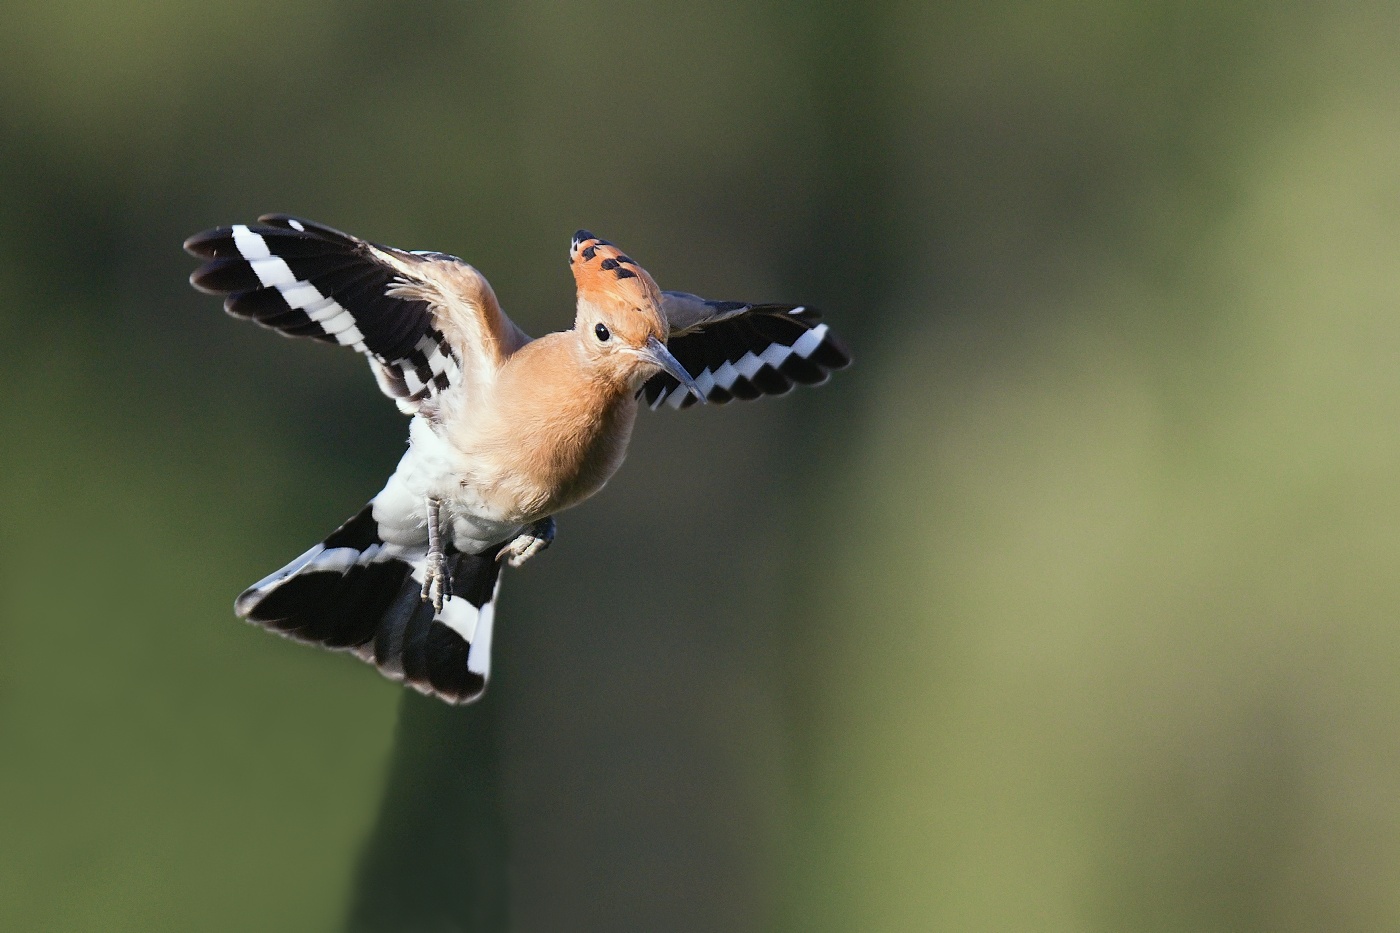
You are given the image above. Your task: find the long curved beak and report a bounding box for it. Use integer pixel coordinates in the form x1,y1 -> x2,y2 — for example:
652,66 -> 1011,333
644,335 -> 705,404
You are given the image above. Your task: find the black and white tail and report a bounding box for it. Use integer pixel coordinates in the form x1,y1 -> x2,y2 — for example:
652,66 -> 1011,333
236,505 -> 503,704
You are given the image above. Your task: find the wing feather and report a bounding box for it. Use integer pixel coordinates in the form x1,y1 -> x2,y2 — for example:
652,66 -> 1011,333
185,215 -> 529,415
645,292 -> 851,409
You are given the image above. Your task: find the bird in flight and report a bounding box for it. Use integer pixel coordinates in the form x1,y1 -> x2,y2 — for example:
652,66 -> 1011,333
185,216 -> 850,703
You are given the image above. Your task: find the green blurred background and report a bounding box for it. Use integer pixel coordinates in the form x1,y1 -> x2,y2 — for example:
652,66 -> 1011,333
3,2 -> 1400,930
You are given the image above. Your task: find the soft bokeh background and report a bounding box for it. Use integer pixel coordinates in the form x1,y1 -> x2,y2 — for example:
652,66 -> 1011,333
3,2 -> 1399,931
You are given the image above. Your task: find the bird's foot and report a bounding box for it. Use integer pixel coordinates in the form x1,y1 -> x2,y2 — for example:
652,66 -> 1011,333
499,517 -> 556,568
421,549 -> 452,612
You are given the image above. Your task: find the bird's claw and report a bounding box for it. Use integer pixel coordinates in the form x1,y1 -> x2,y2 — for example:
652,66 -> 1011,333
499,517 -> 555,568
421,550 -> 452,612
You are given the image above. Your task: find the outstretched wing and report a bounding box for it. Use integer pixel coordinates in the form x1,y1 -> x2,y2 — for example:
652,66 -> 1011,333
642,292 -> 852,409
184,215 -> 529,415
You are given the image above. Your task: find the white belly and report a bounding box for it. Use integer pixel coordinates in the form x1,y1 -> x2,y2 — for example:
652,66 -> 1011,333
371,416 -> 524,557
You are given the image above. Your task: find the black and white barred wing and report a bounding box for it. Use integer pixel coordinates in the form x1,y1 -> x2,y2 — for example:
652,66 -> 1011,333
643,292 -> 852,409
185,215 -> 525,415
235,504 -> 504,704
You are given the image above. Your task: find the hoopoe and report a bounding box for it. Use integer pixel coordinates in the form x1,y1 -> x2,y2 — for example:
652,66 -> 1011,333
185,216 -> 850,704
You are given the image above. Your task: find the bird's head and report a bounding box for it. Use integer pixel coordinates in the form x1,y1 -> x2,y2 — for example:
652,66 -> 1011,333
569,230 -> 702,401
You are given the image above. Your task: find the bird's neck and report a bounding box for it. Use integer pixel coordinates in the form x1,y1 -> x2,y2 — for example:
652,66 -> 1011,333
472,333 -> 639,518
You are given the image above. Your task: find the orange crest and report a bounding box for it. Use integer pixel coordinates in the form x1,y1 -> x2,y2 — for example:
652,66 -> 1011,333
569,230 -> 663,313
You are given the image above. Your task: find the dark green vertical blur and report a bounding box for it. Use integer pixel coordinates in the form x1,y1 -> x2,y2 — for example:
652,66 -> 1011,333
3,2 -> 1400,931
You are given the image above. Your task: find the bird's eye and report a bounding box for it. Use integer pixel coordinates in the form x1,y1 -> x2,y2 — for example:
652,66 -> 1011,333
594,323 -> 611,342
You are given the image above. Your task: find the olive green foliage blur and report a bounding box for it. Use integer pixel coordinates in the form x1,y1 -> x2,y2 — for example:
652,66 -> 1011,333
2,3 -> 1399,932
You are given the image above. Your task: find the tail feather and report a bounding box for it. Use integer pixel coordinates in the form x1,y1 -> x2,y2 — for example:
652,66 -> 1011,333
318,561 -> 404,649
235,505 -> 504,704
